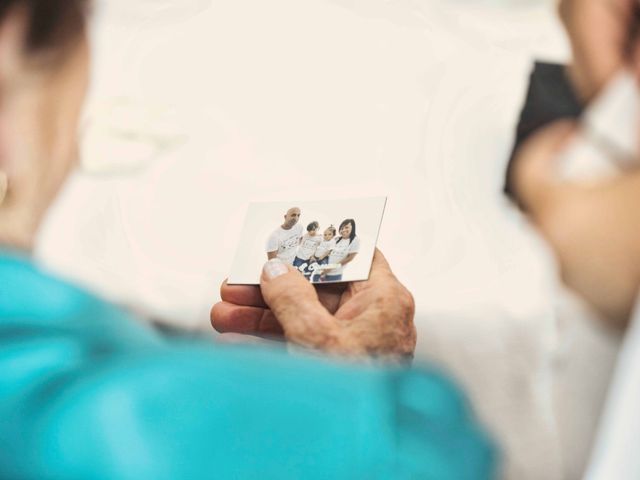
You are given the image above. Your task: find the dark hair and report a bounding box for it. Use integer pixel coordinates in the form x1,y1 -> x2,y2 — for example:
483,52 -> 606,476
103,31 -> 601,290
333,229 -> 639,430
0,0 -> 89,64
306,221 -> 319,232
336,218 -> 356,244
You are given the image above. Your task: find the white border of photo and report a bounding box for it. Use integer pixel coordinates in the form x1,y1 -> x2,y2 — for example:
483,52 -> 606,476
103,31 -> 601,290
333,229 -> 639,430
228,196 -> 386,285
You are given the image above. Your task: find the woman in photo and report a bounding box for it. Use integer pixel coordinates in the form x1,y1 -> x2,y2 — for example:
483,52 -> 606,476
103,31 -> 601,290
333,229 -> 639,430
322,219 -> 359,282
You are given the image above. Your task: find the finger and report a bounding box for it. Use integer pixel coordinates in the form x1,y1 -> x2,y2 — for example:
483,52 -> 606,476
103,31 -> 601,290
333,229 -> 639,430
260,259 -> 337,347
220,279 -> 267,308
211,301 -> 283,334
315,284 -> 347,314
348,250 -> 396,295
512,120 -> 578,213
368,249 -> 394,279
216,333 -> 282,346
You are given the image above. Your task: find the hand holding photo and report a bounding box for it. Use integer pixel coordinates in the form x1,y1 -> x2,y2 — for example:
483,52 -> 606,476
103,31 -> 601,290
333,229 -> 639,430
228,197 -> 387,284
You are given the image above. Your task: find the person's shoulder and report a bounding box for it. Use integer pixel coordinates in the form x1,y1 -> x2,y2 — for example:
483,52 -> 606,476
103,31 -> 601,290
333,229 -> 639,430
351,237 -> 361,248
0,250 -> 154,341
268,226 -> 282,237
0,251 -> 95,317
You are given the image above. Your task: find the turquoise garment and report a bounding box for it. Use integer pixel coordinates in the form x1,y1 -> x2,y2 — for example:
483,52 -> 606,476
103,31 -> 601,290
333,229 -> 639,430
0,251 -> 496,479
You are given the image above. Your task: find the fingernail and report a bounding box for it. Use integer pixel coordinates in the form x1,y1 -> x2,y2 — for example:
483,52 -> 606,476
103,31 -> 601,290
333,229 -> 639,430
263,258 -> 288,279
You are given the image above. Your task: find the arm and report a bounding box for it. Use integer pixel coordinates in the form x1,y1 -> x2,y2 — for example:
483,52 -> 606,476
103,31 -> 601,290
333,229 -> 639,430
508,0 -> 640,327
266,232 -> 279,260
314,249 -> 331,261
506,0 -> 640,202
511,121 -> 640,328
339,252 -> 357,266
214,250 -> 413,357
505,62 -> 583,201
0,256 -> 495,479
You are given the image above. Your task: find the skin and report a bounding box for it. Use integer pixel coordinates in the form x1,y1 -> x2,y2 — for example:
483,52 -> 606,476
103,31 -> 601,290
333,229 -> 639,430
282,208 -> 301,229
212,249 -> 417,359
510,1 -> 640,329
513,121 -> 640,329
558,0 -> 640,100
267,207 -> 301,260
212,217 -> 415,359
0,9 -> 90,251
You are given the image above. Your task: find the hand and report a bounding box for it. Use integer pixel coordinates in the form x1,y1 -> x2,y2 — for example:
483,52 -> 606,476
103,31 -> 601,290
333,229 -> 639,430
211,250 -> 416,359
558,0 -> 640,100
513,120 -> 640,328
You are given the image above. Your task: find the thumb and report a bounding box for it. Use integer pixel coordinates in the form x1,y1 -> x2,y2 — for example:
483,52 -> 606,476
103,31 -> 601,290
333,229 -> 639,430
260,259 -> 339,348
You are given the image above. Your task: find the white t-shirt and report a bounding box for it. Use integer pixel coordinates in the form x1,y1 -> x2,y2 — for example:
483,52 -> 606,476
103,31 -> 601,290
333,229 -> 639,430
314,238 -> 336,259
266,223 -> 303,264
327,236 -> 360,275
296,233 -> 323,260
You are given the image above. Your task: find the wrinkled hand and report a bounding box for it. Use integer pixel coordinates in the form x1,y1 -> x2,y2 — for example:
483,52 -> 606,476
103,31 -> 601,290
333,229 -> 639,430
211,249 -> 416,359
513,120 -> 640,328
559,0 -> 640,100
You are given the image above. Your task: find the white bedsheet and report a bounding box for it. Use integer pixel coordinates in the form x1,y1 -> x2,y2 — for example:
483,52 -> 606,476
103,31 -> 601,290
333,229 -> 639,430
35,1 -> 620,478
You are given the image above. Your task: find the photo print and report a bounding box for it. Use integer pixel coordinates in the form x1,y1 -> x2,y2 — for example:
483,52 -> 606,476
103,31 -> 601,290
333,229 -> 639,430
228,197 -> 387,285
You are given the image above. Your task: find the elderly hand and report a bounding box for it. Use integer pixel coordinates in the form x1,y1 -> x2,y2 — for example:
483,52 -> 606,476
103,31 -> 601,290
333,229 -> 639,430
513,120 -> 640,328
211,250 -> 416,359
559,0 -> 640,100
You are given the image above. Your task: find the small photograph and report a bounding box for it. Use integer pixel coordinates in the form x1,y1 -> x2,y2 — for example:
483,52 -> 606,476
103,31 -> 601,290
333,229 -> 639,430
228,197 -> 387,285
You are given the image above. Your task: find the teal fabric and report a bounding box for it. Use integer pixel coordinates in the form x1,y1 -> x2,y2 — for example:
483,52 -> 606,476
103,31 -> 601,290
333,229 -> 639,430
0,251 -> 497,479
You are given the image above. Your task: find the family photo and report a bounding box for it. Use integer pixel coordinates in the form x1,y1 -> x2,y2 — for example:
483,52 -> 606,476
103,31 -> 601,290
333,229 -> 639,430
266,207 -> 360,282
228,197 -> 386,285
7,0 -> 640,478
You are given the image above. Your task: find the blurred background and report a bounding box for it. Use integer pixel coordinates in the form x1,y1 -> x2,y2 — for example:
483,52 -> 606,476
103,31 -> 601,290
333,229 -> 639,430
37,0 -> 567,331
35,2 -> 603,478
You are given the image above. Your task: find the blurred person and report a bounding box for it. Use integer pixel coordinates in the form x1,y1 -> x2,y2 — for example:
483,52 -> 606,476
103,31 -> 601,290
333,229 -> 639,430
0,1 -> 495,478
505,1 -> 640,479
511,0 -> 640,327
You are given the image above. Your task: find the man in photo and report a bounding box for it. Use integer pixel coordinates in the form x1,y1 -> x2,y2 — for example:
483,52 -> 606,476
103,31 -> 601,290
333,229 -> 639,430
266,207 -> 303,265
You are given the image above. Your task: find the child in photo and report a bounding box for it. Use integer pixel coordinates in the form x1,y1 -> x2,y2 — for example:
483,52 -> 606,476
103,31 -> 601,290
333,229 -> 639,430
311,225 -> 337,266
322,219 -> 359,282
293,221 -> 323,277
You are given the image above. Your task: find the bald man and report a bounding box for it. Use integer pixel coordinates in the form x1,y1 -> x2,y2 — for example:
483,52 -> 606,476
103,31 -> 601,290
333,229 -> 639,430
266,207 -> 303,264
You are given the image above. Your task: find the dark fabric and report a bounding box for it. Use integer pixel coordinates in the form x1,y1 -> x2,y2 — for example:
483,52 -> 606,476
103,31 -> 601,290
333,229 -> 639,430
504,62 -> 584,199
